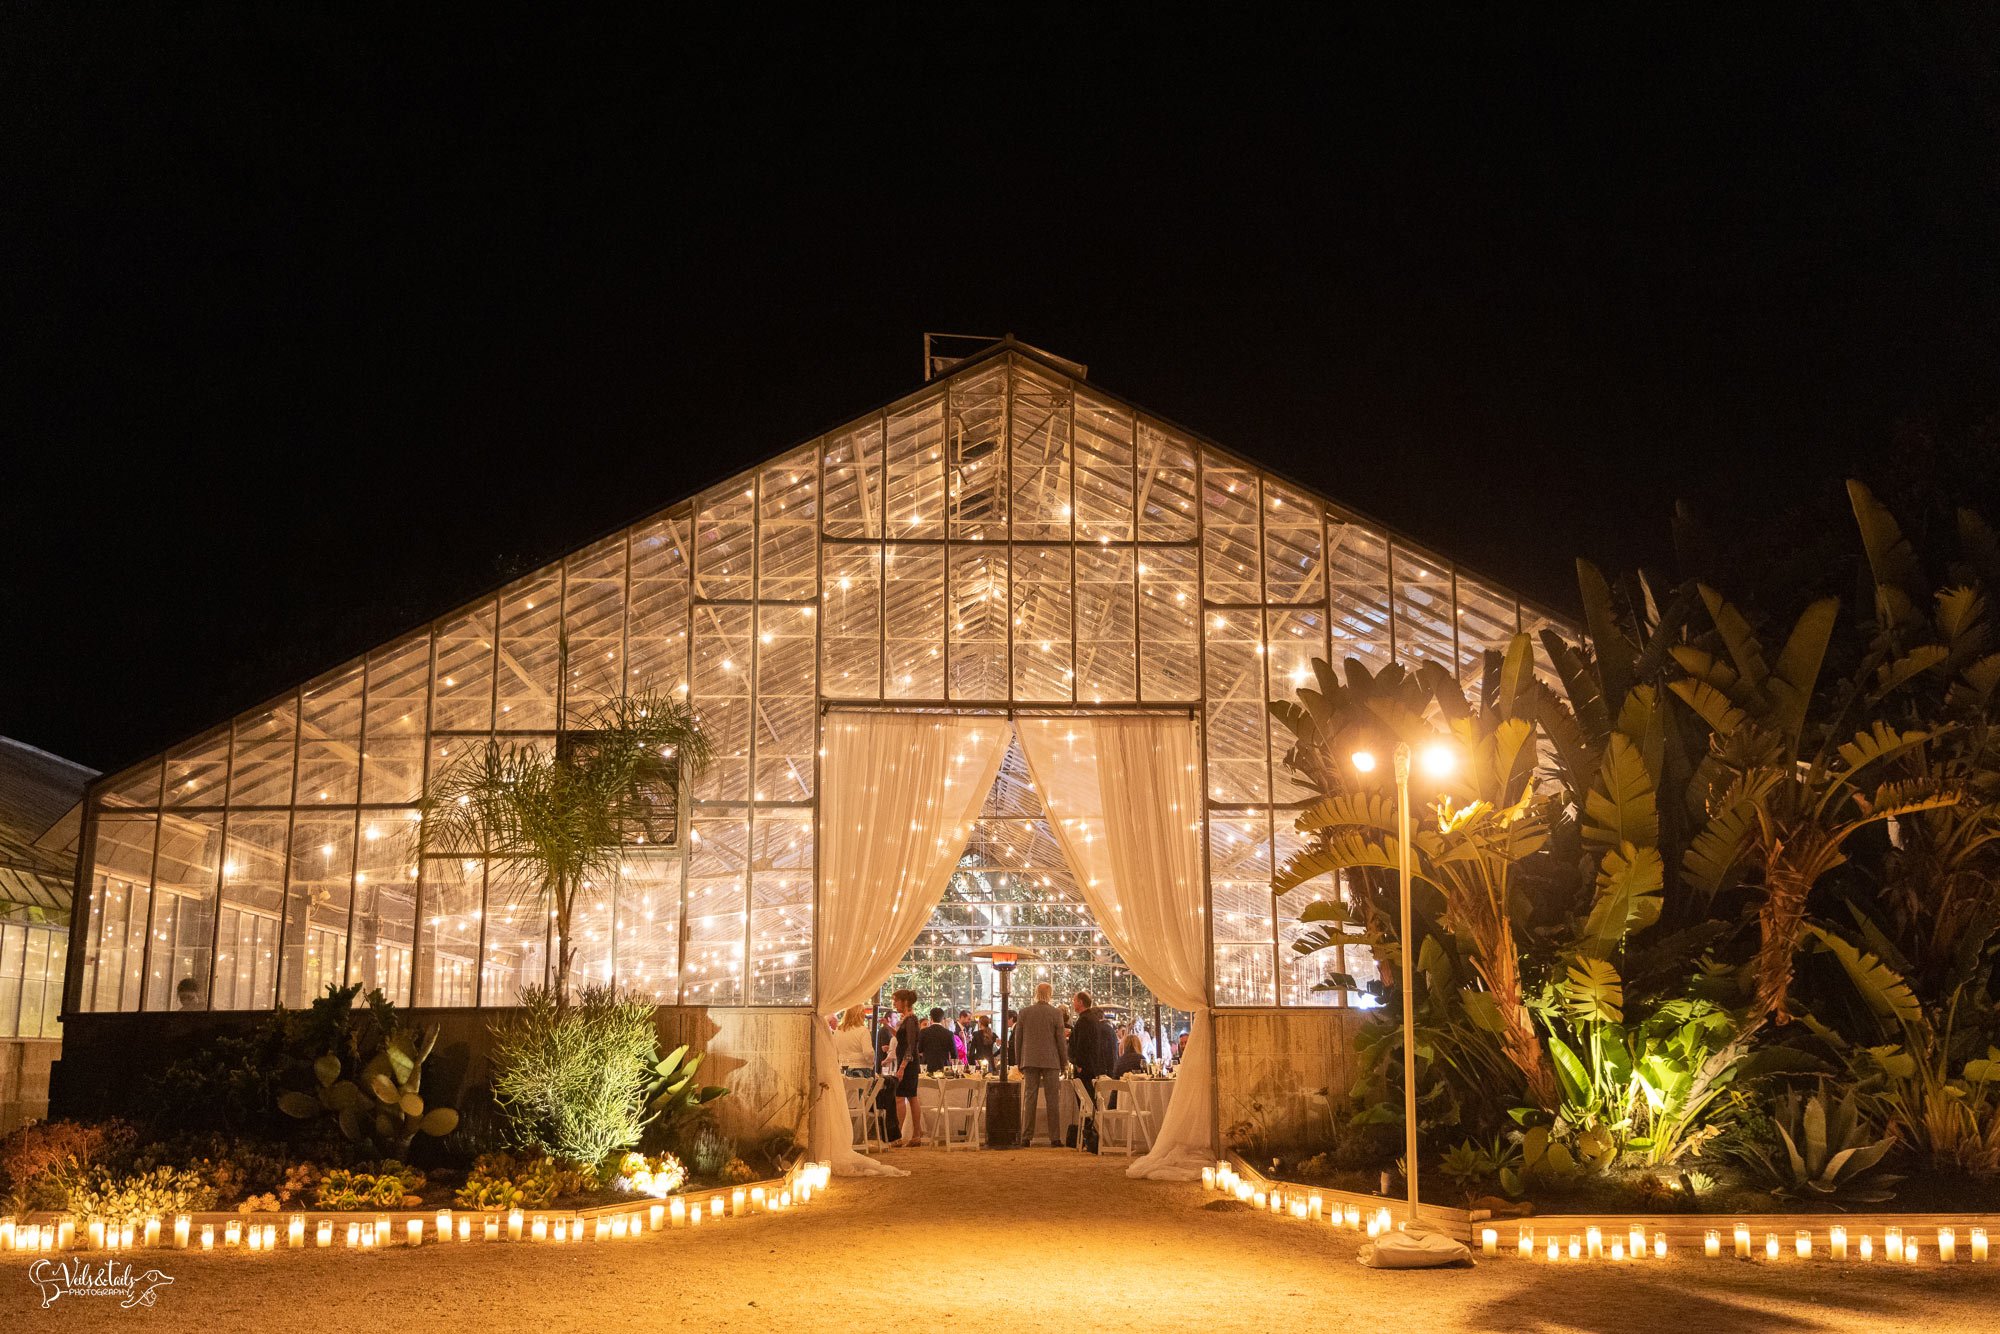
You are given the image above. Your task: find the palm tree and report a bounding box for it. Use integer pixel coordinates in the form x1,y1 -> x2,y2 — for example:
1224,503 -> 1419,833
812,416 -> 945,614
419,658 -> 713,1004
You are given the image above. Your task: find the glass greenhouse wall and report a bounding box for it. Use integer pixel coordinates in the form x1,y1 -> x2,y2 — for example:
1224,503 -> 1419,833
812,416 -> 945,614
69,345 -> 1567,1018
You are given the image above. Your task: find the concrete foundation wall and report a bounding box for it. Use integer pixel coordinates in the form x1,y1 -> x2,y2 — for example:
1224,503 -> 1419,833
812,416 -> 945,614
1213,1008 -> 1367,1157
0,1038 -> 60,1133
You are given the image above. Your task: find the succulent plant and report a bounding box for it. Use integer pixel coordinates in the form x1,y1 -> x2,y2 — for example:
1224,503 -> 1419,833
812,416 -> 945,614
278,990 -> 460,1157
1754,1086 -> 1902,1203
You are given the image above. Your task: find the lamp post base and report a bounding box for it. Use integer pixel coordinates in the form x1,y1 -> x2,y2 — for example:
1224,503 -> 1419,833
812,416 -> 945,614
983,1082 -> 1021,1148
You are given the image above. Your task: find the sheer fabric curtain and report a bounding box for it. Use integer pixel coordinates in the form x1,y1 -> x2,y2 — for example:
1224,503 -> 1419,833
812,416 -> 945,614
1016,715 -> 1213,1180
810,713 -> 1009,1175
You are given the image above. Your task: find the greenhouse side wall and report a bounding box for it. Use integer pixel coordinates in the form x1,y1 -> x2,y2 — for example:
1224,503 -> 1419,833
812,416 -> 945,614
1213,1007 -> 1370,1159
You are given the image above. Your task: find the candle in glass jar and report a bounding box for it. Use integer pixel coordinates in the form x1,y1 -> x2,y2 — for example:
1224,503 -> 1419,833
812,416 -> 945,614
345,1222 -> 360,1248
1,1219 -> 13,1251
1765,1234 -> 1779,1260
1290,1198 -> 1308,1220
1829,1226 -> 1847,1260
458,1216 -> 472,1242
1517,1227 -> 1534,1259
1906,1238 -> 1920,1263
317,1220 -> 333,1247
1308,1193 -> 1323,1221
483,1216 -> 499,1241
145,1216 -> 161,1248
1972,1228 -> 1987,1261
731,1188 -> 747,1216
1939,1228 -> 1956,1263
750,1187 -> 767,1213
1653,1233 -> 1667,1259
1345,1204 -> 1360,1229
201,1225 -> 215,1251
174,1216 -> 191,1249
1734,1223 -> 1751,1258
88,1220 -> 105,1250
1481,1228 -> 1497,1256
1568,1235 -> 1581,1260
531,1216 -> 548,1242
649,1204 -> 665,1231
611,1215 -> 629,1239
1629,1224 -> 1645,1257
1545,1237 -> 1559,1262
406,1219 -> 423,1247
1860,1234 -> 1873,1260
1704,1230 -> 1721,1258
688,1205 -> 703,1228
1586,1226 -> 1603,1259
508,1210 -> 524,1241
225,1220 -> 242,1247
287,1215 -> 304,1248
709,1196 -> 724,1220
670,1198 -> 687,1227
1611,1241 -> 1626,1262
247,1226 -> 263,1252
590,1217 -> 606,1241
58,1218 -> 74,1250
1886,1227 -> 1904,1261
1253,1190 -> 1267,1210
1202,1167 -> 1216,1190
1795,1230 -> 1812,1259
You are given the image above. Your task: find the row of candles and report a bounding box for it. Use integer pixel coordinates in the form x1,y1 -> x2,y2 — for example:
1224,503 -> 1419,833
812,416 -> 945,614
0,1162 -> 834,1255
1203,1163 -> 1992,1266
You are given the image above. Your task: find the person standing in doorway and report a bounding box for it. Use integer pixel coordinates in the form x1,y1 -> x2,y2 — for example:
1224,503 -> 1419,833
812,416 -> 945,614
1014,982 -> 1068,1148
1070,990 -> 1118,1104
891,989 -> 926,1147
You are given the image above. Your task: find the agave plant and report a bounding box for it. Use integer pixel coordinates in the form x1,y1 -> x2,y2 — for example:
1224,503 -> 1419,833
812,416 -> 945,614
278,989 -> 459,1156
1752,1085 -> 1901,1203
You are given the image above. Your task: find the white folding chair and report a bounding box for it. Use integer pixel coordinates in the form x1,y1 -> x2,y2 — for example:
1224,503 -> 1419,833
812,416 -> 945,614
936,1080 -> 985,1151
845,1075 -> 886,1149
1092,1078 -> 1148,1157
917,1078 -> 946,1142
1068,1077 -> 1096,1151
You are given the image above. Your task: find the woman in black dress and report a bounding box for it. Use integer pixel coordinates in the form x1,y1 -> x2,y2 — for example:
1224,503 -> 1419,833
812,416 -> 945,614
891,988 -> 925,1147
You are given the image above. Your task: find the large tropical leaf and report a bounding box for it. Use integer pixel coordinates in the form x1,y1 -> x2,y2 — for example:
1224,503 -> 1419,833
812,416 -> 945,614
1579,843 -> 1664,957
1683,798 -> 1757,897
1273,834 -> 1407,895
1576,558 -> 1633,706
1668,677 -> 1747,740
1293,790 -> 1399,838
1869,645 -> 1949,701
1582,732 -> 1659,852
1807,925 -> 1921,1025
1699,584 -> 1773,700
1559,956 -> 1625,1024
1833,721 -> 1930,779
1768,597 -> 1840,743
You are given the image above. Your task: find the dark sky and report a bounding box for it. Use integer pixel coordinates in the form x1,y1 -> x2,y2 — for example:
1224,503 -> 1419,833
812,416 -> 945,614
5,8 -> 1998,773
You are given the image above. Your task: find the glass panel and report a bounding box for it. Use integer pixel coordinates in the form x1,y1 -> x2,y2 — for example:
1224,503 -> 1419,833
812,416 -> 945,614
1072,390 -> 1135,542
417,857 -> 482,1007
228,697 -> 297,807
1203,610 -> 1268,803
0,926 -> 21,1037
148,810 -> 221,1012
757,447 -> 818,601
749,808 -> 812,1005
297,661 -> 364,807
628,512 -> 692,696
1136,421 -> 1199,541
99,757 -> 163,810
1263,479 -> 1324,605
569,879 -> 615,993
822,418 -> 884,540
1009,367 -> 1072,541
352,811 -> 420,1005
947,367 -> 1006,540
362,634 -> 431,804
1327,522 -> 1392,678
431,600 -> 497,733
215,812 -> 288,1009
163,725 -> 230,807
754,603 -> 816,802
562,536 -> 628,718
1266,608 -> 1328,803
684,813 -> 748,1005
480,868 -> 548,1006
948,545 -> 1009,700
614,847 -> 680,1004
1276,825 -> 1339,1006
38,934 -> 66,1036
1074,545 -> 1135,702
883,543 -> 944,699
284,811 -> 354,1006
1210,814 -> 1275,1005
495,571 -> 561,732
84,812 -> 157,1012
1393,544 -> 1455,671
886,395 -> 945,540
695,481 -> 756,600
1011,544 -> 1072,701
1456,577 -> 1520,703
820,541 -> 881,699
1137,546 -> 1200,701
690,603 -> 752,801
1202,453 -> 1261,605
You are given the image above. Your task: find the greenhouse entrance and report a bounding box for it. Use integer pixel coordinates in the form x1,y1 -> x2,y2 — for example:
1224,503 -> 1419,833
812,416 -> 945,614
876,731 -> 1193,1071
812,708 -> 1213,1177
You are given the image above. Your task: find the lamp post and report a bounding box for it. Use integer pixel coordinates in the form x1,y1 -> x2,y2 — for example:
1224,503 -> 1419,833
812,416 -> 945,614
1351,739 -> 1455,1228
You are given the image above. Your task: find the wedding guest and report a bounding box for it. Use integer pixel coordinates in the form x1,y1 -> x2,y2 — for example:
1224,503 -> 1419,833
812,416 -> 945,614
834,1006 -> 874,1076
919,1005 -> 958,1072
1070,990 -> 1118,1101
968,1014 -> 998,1067
891,989 -> 926,1146
1013,982 -> 1068,1147
1114,1031 -> 1147,1078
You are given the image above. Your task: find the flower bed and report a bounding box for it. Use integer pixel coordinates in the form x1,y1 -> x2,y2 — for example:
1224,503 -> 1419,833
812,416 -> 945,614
0,1162 -> 830,1257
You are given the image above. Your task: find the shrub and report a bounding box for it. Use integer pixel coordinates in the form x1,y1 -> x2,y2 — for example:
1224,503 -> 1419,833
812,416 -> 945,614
672,1118 -> 735,1182
453,1152 -> 595,1209
488,986 -> 662,1165
278,987 -> 459,1157
0,1119 -> 140,1211
45,1164 -> 216,1221
609,1151 -> 687,1198
313,1162 -> 426,1210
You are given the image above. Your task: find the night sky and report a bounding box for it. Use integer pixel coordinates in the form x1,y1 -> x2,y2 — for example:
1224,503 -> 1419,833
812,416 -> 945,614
6,9 -> 1998,773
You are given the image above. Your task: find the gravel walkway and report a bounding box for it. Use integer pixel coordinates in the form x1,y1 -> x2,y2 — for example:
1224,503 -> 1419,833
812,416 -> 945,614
5,1147 -> 1997,1331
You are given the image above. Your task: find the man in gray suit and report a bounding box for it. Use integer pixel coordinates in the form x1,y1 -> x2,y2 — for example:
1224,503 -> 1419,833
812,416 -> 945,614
1014,981 -> 1068,1148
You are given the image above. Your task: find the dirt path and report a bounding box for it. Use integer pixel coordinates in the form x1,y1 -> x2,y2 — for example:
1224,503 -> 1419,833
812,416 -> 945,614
5,1147 -> 1997,1331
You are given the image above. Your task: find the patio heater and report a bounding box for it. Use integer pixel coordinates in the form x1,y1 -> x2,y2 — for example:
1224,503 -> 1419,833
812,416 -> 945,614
969,944 -> 1038,1148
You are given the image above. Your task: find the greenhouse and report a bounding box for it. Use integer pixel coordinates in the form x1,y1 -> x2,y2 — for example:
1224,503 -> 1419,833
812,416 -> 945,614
57,339 -> 1567,1152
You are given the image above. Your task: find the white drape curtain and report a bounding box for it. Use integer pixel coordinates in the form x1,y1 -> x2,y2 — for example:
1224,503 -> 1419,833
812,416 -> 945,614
1015,715 -> 1214,1180
809,713 -> 1010,1176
